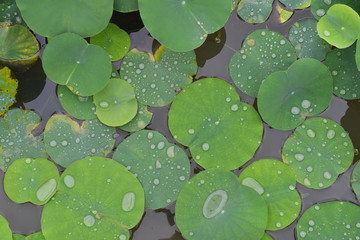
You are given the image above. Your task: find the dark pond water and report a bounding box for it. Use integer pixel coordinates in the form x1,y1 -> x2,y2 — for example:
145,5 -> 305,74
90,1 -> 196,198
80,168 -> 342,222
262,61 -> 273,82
1,1 -> 360,239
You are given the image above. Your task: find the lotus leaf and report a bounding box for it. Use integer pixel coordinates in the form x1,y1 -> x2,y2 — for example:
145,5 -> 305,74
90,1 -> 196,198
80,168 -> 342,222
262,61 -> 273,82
289,18 -> 330,61
42,33 -> 112,96
41,157 -> 145,240
296,201 -> 360,239
114,0 -> 139,13
276,4 -> 294,23
0,215 -> 12,240
325,44 -> 360,99
168,78 -> 263,170
4,158 -> 59,205
0,109 -> 47,171
13,232 -> 45,240
93,78 -> 137,127
119,103 -> 152,132
229,29 -> 296,97
176,169 -> 268,240
283,117 -> 354,189
120,46 -> 197,107
0,66 -> 17,115
258,58 -> 333,130
311,0 -> 360,20
239,159 -> 301,230
16,0 -> 113,38
317,4 -> 360,49
351,161 -> 360,201
138,0 -> 232,52
90,23 -> 131,62
237,0 -> 274,24
0,1 -> 25,26
113,130 -> 190,209
44,114 -> 115,167
279,0 -> 310,9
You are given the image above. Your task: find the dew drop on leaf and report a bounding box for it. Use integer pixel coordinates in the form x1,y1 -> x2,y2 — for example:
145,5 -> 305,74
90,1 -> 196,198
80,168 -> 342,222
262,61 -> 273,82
202,189 -> 228,219
83,215 -> 95,227
64,175 -> 75,188
36,178 -> 57,202
122,192 -> 135,212
241,177 -> 264,195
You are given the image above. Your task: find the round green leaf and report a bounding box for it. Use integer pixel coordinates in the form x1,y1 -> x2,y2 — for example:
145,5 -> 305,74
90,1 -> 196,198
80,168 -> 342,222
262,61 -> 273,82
297,201 -> 360,239
113,130 -> 190,209
16,0 -> 113,38
4,158 -> 59,205
57,85 -> 96,120
114,0 -> 139,13
120,46 -> 197,107
0,215 -> 12,240
324,44 -> 360,99
229,29 -> 296,97
44,114 -> 116,167
93,78 -> 138,127
258,58 -> 333,130
42,33 -> 112,96
90,23 -> 131,62
0,109 -> 47,171
317,4 -> 360,49
138,0 -> 232,52
311,0 -> 360,20
282,117 -> 354,189
279,0 -> 310,9
289,18 -> 331,61
168,78 -> 263,170
119,103 -> 153,132
0,66 -> 18,115
41,157 -> 145,240
239,159 -> 301,230
351,161 -> 360,201
237,0 -> 274,24
13,232 -> 45,240
176,169 -> 268,240
0,1 -> 25,26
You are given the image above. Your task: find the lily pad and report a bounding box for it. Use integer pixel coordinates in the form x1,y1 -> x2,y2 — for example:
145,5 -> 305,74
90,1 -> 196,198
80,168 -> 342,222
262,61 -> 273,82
237,0 -> 274,24
229,29 -> 296,97
282,117 -> 354,189
120,46 -> 197,107
296,201 -> 360,239
325,44 -> 360,99
0,109 -> 47,171
168,78 -> 263,170
239,159 -> 301,230
0,1 -> 25,26
44,114 -> 115,167
279,0 -> 310,9
113,130 -> 190,209
258,58 -> 333,130
317,4 -> 360,49
13,232 -> 45,240
41,157 -> 145,240
289,18 -> 331,61
311,0 -> 360,20
176,169 -> 268,240
57,85 -> 96,120
0,66 -> 18,115
93,78 -> 137,127
138,0 -> 232,52
16,0 -> 113,38
114,0 -> 139,13
351,161 -> 360,201
0,215 -> 12,240
4,158 -> 59,205
119,103 -> 153,132
90,23 -> 131,62
42,33 -> 112,96
276,4 -> 294,23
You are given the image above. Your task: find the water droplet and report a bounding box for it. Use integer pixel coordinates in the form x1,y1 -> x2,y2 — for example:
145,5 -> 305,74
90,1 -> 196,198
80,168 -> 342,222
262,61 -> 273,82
301,100 -> 310,109
181,0 -> 186,5
139,63 -> 145,69
226,97 -> 231,102
166,146 -> 175,158
188,129 -> 195,134
100,101 -> 109,108
156,160 -> 162,169
241,177 -> 264,195
323,30 -> 330,36
303,178 -> 311,186
202,143 -> 209,151
153,179 -> 160,185
61,140 -> 68,146
291,106 -> 300,115
157,141 -> 165,150
119,234 -> 127,240
306,166 -> 313,173
323,171 -> 332,179
203,190 -> 228,219
316,9 -> 325,17
280,39 -> 286,45
307,129 -> 315,138
179,176 -> 186,181
231,104 -> 238,111
25,158 -> 31,164
324,0 -> 331,5
83,215 -> 95,227
122,192 -> 135,212
147,132 -> 153,139
327,130 -> 335,139
300,231 -> 307,238
309,220 -> 315,226
289,185 -> 295,190
332,70 -> 338,76
50,140 -> 57,147
64,175 -> 75,188
36,179 -> 57,202
295,153 -> 304,161
276,222 -> 282,228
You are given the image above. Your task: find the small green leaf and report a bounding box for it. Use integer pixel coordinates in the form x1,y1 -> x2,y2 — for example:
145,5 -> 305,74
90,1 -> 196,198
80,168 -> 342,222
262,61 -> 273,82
114,0 -> 139,13
0,215 -> 12,240
119,103 -> 153,132
237,0 -> 274,24
0,66 -> 18,115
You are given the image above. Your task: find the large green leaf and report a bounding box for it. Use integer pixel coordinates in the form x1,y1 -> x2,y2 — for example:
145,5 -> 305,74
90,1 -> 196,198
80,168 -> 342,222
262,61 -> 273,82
138,0 -> 232,52
41,157 -> 145,240
176,169 -> 268,240
317,4 -> 360,49
237,0 -> 274,24
282,117 -> 354,189
113,130 -> 190,209
4,158 -> 59,205
0,215 -> 12,240
13,232 -> 45,240
120,46 -> 197,107
0,66 -> 17,115
239,159 -> 301,230
114,0 -> 139,13
311,0 -> 360,20
44,115 -> 116,167
258,58 -> 333,130
168,78 -> 263,170
0,109 -> 47,171
351,161 -> 360,201
296,201 -> 360,239
229,29 -> 296,97
42,33 -> 112,96
16,0 -> 113,38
